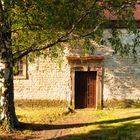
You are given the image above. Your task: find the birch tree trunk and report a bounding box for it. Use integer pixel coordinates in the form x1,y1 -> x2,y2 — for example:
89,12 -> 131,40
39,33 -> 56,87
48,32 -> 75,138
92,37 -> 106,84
0,52 -> 18,131
0,0 -> 18,131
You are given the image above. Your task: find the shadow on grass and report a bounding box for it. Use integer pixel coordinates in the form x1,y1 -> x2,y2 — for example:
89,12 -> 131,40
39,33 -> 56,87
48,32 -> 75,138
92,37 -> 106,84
0,135 -> 42,140
0,115 -> 140,140
18,115 -> 140,131
54,122 -> 140,140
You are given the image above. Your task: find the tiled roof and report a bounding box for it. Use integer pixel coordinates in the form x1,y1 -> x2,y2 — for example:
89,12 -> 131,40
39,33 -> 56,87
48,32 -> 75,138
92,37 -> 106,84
134,4 -> 140,20
105,4 -> 140,21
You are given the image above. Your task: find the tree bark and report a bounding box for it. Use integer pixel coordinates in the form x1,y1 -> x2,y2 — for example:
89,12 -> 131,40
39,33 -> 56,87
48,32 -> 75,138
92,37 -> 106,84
0,52 -> 19,131
0,0 -> 19,131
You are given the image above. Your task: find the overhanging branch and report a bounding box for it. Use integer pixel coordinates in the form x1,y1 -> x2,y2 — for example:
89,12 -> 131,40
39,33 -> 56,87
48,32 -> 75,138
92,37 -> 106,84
13,37 -> 68,62
13,0 -> 99,62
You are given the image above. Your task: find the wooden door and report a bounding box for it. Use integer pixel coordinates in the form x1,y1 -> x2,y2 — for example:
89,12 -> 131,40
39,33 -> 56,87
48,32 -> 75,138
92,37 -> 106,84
75,71 -> 96,109
87,73 -> 96,108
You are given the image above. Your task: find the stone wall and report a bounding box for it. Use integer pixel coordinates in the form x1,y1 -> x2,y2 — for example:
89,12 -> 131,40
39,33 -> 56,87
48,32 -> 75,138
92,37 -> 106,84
14,29 -> 140,105
95,29 -> 140,102
14,56 -> 71,101
14,47 -> 140,103
103,55 -> 140,100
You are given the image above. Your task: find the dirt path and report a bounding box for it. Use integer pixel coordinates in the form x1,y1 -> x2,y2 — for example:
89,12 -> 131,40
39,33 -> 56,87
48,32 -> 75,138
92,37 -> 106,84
0,110 -> 96,140
27,114 -> 94,140
1,108 -> 140,140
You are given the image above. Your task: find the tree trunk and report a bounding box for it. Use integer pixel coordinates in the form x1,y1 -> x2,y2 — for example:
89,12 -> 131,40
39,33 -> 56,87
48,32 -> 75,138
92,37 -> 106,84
0,53 -> 19,131
0,0 -> 19,131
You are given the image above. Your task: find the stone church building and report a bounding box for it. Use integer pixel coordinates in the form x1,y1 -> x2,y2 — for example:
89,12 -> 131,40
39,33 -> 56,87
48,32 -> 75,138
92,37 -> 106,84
14,29 -> 140,109
14,4 -> 140,109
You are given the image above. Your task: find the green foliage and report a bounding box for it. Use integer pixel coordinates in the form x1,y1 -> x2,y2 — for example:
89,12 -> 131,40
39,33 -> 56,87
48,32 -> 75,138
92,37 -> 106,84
13,65 -> 18,75
0,88 -> 2,96
9,0 -> 138,61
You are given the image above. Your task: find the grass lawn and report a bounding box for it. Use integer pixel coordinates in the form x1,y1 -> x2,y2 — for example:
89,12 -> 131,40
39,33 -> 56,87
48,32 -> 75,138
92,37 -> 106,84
65,108 -> 140,140
0,101 -> 140,140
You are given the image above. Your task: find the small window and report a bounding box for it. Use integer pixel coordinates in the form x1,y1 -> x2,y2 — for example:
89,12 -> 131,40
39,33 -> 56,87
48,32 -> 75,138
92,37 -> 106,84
14,57 -> 27,79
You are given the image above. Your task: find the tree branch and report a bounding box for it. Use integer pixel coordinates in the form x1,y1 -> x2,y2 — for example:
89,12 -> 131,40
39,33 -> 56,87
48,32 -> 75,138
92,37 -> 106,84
13,0 -> 99,62
65,0 -> 99,36
80,21 -> 105,38
13,37 -> 68,62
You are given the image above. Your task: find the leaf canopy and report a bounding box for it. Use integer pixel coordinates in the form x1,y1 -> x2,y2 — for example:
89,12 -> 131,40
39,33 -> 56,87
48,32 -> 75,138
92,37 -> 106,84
6,0 -> 138,61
